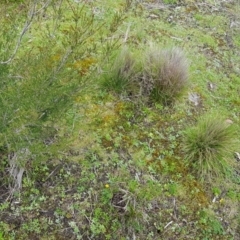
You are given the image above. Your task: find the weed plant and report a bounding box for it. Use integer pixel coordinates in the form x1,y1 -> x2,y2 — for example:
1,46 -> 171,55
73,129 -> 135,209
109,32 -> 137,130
183,114 -> 238,180
142,46 -> 189,104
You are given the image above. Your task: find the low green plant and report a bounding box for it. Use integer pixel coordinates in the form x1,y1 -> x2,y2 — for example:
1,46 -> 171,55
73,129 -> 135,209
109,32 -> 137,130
22,219 -> 42,234
183,114 -> 238,180
142,46 -> 189,104
69,221 -> 82,240
198,209 -> 225,237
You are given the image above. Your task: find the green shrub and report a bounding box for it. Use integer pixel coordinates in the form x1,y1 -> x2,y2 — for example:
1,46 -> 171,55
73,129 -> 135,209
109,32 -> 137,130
142,46 -> 189,104
183,114 -> 238,180
0,0 -> 127,190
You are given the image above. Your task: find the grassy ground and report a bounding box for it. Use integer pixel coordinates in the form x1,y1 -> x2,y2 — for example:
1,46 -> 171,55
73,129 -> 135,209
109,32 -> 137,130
0,0 -> 240,239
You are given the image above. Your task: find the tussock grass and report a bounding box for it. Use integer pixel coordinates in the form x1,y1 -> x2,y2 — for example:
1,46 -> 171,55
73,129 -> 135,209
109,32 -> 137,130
102,45 -> 189,104
142,46 -> 189,104
183,114 -> 238,180
101,47 -> 139,95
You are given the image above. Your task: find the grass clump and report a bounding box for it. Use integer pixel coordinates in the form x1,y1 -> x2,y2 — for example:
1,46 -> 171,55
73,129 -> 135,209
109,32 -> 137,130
101,45 -> 189,104
183,114 -> 238,180
142,46 -> 189,104
101,47 -> 139,95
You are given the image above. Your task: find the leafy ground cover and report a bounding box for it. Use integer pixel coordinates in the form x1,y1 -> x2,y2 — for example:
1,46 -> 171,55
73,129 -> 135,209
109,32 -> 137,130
0,0 -> 240,239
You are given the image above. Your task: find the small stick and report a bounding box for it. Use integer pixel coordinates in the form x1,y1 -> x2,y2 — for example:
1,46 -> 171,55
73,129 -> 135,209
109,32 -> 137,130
164,221 -> 173,229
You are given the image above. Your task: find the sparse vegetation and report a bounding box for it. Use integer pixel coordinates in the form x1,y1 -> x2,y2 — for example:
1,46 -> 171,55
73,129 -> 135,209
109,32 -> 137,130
0,0 -> 240,239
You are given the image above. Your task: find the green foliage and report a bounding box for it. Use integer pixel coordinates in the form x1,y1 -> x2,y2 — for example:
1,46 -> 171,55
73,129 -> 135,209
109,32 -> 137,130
183,114 -> 238,180
163,0 -> 178,4
0,231 -> 4,240
22,219 -> 42,234
198,209 -> 225,238
3,0 -> 24,3
0,0 -> 124,173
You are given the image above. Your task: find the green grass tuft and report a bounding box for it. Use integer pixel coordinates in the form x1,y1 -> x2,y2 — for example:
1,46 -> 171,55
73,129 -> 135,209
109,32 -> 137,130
101,47 -> 139,95
183,114 -> 239,180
